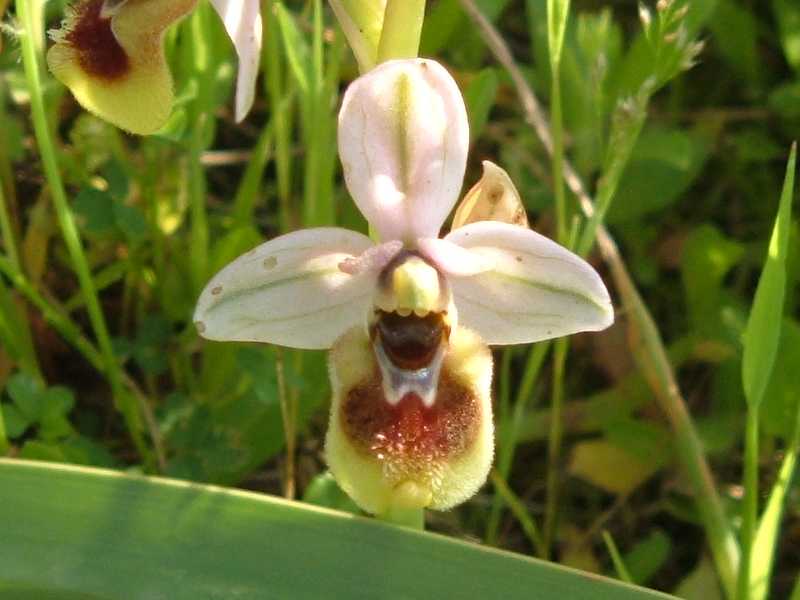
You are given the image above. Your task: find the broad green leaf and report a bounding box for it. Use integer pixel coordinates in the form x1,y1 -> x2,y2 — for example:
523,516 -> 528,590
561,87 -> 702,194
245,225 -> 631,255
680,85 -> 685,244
0,459 -> 672,600
673,555 -> 723,600
112,202 -> 148,244
680,225 -> 744,336
708,0 -> 760,87
275,3 -> 310,93
73,188 -> 116,236
6,373 -> 41,422
742,144 -> 796,408
1,404 -> 29,439
568,439 -> 660,495
624,529 -> 672,586
608,127 -> 709,224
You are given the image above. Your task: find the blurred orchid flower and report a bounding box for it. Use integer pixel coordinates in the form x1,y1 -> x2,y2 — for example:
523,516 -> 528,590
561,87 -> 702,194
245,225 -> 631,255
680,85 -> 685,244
47,0 -> 262,135
194,59 -> 613,514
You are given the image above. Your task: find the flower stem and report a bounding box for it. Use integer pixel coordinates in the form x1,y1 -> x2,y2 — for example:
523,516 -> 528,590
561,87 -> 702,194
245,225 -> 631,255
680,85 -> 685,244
379,506 -> 425,530
16,0 -> 153,468
377,0 -> 426,63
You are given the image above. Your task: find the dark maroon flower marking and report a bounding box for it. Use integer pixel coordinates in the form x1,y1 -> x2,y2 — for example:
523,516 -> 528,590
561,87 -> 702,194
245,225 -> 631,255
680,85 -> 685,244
341,370 -> 479,462
65,0 -> 130,80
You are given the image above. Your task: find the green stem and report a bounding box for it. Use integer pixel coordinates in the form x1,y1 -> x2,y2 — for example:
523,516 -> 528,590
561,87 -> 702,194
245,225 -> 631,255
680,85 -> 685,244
377,0 -> 426,63
0,161 -> 19,272
264,0 -> 294,232
16,0 -> 151,466
379,507 -> 425,530
738,409 -> 759,600
231,115 -> 276,227
275,349 -> 296,500
543,337 -> 568,557
188,7 -> 211,293
0,399 -> 7,454
550,71 -> 567,244
602,530 -> 633,583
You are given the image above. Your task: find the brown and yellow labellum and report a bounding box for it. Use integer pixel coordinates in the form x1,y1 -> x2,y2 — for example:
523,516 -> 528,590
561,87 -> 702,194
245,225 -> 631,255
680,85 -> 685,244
47,0 -> 197,135
325,324 -> 494,515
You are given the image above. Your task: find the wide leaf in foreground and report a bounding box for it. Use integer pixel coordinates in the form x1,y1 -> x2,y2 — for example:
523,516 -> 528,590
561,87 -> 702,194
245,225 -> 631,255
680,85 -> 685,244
0,459 -> 671,599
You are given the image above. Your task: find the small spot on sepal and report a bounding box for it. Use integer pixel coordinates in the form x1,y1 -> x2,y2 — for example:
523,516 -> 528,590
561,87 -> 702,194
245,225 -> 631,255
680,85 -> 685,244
263,256 -> 277,269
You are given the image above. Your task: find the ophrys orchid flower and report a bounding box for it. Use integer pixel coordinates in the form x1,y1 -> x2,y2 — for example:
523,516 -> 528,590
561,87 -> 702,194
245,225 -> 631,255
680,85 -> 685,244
47,0 -> 262,135
194,59 -> 613,515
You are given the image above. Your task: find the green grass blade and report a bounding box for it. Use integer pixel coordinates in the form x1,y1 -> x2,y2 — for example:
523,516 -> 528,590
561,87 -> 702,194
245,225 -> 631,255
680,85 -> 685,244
547,0 -> 570,70
750,408 -> 800,600
742,143 -> 796,408
0,459 -> 672,600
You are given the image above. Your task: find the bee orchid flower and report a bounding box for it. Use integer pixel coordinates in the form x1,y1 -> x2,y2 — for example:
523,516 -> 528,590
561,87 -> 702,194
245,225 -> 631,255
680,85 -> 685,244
47,0 -> 262,135
194,58 -> 613,515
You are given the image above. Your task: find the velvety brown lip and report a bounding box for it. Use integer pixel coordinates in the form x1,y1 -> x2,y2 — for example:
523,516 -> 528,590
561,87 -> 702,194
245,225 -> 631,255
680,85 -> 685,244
341,369 -> 479,462
374,310 -> 449,370
66,0 -> 130,81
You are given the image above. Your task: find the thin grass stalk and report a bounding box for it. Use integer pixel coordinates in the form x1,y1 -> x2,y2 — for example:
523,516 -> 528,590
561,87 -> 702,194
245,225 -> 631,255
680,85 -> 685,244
0,257 -> 105,374
0,80 -> 20,243
0,154 -> 19,272
543,0 -> 570,555
0,255 -> 166,469
602,530 -> 634,583
750,407 -> 800,600
264,0 -> 294,232
275,349 -> 295,499
231,115 -> 277,226
487,340 -> 550,543
460,2 -> 739,594
15,0 -> 154,468
0,64 -> 43,382
0,398 -> 7,454
738,409 -> 759,600
0,276 -> 42,382
490,470 -> 547,557
304,0 -> 321,226
543,337 -> 567,557
188,7 -> 211,293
